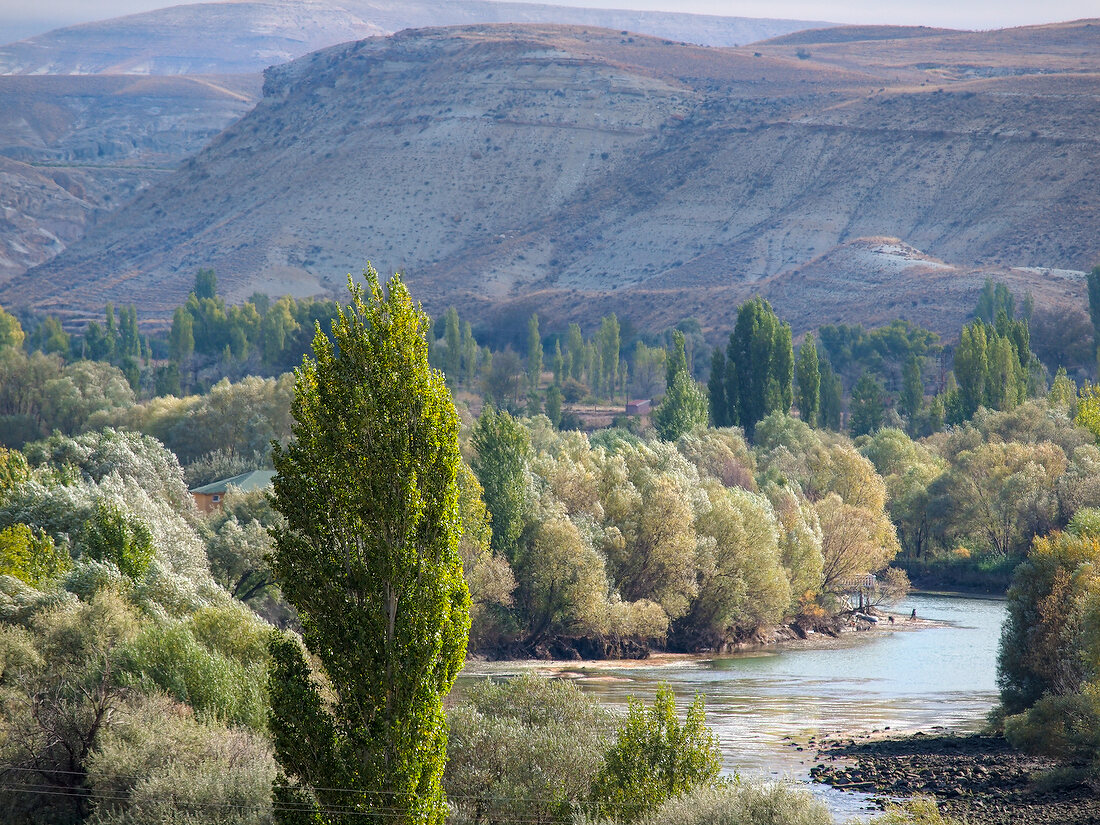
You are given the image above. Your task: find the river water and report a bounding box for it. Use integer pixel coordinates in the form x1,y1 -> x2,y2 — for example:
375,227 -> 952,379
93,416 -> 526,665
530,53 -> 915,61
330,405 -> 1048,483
460,594 -> 1006,822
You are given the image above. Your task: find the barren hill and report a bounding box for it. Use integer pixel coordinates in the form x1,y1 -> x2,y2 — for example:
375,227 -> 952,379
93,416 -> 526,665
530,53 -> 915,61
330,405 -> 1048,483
0,0 -> 828,75
3,21 -> 1098,337
0,74 -> 261,279
0,1 -> 828,285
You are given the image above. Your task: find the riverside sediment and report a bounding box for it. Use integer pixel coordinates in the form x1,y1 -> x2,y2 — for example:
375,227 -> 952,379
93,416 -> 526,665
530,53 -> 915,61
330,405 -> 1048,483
812,732 -> 1100,824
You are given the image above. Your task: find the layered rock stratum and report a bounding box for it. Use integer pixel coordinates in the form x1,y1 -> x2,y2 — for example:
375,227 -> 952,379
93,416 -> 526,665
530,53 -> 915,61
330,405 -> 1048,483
2,19 -> 1098,336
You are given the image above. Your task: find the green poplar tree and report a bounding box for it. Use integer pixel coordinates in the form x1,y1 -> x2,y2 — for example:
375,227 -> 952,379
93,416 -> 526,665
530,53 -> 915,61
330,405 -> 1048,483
900,355 -> 923,420
552,340 -> 565,386
597,314 -> 621,399
707,347 -> 729,427
725,298 -> 793,439
545,383 -> 563,428
818,357 -> 842,431
461,321 -> 477,385
849,371 -> 885,436
794,333 -> 820,427
267,269 -> 470,825
527,313 -> 543,391
471,406 -> 531,562
954,320 -> 989,418
444,306 -> 461,383
1088,266 -> 1100,372
169,307 -> 195,363
653,331 -> 708,441
567,323 -> 585,381
194,268 -> 217,300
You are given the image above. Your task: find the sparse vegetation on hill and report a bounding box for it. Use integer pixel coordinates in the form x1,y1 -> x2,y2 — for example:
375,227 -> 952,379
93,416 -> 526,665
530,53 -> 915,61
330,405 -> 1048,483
3,22 -> 1096,334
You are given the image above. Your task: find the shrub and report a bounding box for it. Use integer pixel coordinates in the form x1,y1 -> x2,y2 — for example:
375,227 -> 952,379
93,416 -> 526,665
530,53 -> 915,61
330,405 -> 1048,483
630,782 -> 831,825
0,523 -> 69,587
590,684 -> 721,823
86,693 -> 276,825
1004,692 -> 1100,768
80,501 -> 154,579
445,674 -> 614,825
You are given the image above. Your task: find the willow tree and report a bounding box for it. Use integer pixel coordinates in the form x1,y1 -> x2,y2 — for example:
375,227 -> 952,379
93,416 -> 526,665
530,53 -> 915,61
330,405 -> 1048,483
268,268 -> 470,825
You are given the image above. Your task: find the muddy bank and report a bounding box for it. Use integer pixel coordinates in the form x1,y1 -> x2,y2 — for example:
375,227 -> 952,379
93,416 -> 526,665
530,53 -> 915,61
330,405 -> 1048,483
812,732 -> 1100,824
472,608 -> 946,662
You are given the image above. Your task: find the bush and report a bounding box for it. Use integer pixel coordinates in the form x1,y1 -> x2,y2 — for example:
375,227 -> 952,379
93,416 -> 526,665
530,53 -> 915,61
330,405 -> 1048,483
590,684 -> 721,823
0,523 -> 69,587
119,616 -> 269,730
870,796 -> 968,824
86,693 -> 276,825
630,782 -> 830,825
445,674 -> 614,825
1004,692 -> 1100,768
80,501 -> 154,579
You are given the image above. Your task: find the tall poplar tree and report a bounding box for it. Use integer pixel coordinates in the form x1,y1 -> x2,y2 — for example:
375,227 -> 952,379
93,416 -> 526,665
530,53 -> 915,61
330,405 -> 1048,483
471,406 -> 531,562
794,333 -> 820,427
725,298 -> 793,439
444,306 -> 461,382
900,356 -> 923,421
527,313 -> 543,392
1088,266 -> 1100,371
653,331 -> 708,441
707,347 -> 729,427
267,268 -> 470,825
597,314 -> 621,399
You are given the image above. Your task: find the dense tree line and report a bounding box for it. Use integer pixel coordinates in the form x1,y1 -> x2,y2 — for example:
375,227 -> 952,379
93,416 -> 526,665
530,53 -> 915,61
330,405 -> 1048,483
464,408 -> 904,653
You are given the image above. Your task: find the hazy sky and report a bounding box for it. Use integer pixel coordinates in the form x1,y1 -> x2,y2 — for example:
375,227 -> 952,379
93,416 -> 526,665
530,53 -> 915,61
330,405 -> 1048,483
1,0 -> 1096,43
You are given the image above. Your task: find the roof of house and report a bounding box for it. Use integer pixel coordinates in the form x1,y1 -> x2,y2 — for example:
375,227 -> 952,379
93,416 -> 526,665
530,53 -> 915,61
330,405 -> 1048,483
189,470 -> 276,495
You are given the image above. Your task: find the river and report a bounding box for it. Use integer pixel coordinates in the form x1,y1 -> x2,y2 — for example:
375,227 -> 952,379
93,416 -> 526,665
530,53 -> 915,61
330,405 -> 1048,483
460,593 -> 1006,822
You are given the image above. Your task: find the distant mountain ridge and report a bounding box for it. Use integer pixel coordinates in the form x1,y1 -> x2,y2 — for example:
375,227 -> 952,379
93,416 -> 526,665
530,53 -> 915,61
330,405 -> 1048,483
0,0 -> 831,283
0,0 -> 832,75
3,20 -> 1096,336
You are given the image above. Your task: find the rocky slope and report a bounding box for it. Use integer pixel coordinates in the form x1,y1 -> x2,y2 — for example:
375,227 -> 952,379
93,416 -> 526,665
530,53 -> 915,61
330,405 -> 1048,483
0,0 -> 827,75
0,74 -> 261,280
3,21 -> 1097,335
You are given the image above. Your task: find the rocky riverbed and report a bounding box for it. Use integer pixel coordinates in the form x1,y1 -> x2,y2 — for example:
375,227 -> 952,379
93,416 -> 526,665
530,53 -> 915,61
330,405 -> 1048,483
811,732 -> 1100,824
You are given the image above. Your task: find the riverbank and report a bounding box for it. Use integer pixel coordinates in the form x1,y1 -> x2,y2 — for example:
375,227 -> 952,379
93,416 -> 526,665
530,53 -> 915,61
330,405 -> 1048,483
470,608 -> 950,664
811,731 -> 1100,824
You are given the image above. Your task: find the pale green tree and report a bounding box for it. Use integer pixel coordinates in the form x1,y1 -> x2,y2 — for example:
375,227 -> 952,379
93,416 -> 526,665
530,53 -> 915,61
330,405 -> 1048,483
0,304 -> 24,351
444,306 -> 461,383
267,270 -> 470,825
597,314 -> 621,398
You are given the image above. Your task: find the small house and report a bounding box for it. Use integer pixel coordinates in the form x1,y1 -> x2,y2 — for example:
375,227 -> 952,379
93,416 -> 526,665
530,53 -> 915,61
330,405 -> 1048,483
625,399 -> 651,416
189,470 -> 276,514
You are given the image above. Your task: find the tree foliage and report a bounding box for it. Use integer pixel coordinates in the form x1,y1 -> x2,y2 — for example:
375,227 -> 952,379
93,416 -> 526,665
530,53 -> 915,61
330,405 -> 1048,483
589,685 -> 720,823
267,269 -> 470,825
723,298 -> 793,438
470,406 -> 531,562
446,675 -> 614,825
653,331 -> 707,442
795,334 -> 820,428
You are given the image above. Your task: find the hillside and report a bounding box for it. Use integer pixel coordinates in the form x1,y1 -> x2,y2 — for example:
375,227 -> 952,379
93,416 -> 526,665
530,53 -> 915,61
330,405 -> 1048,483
0,0 -> 828,75
0,1 -> 829,286
3,21 -> 1098,336
0,74 -> 261,279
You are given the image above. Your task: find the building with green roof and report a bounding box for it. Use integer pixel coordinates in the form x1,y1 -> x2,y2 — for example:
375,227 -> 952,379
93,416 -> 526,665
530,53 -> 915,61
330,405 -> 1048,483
189,470 -> 276,513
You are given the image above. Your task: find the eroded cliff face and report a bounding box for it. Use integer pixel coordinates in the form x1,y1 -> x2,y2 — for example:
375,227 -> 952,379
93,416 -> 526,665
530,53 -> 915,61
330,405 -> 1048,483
3,21 -> 1097,335
0,74 -> 262,284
